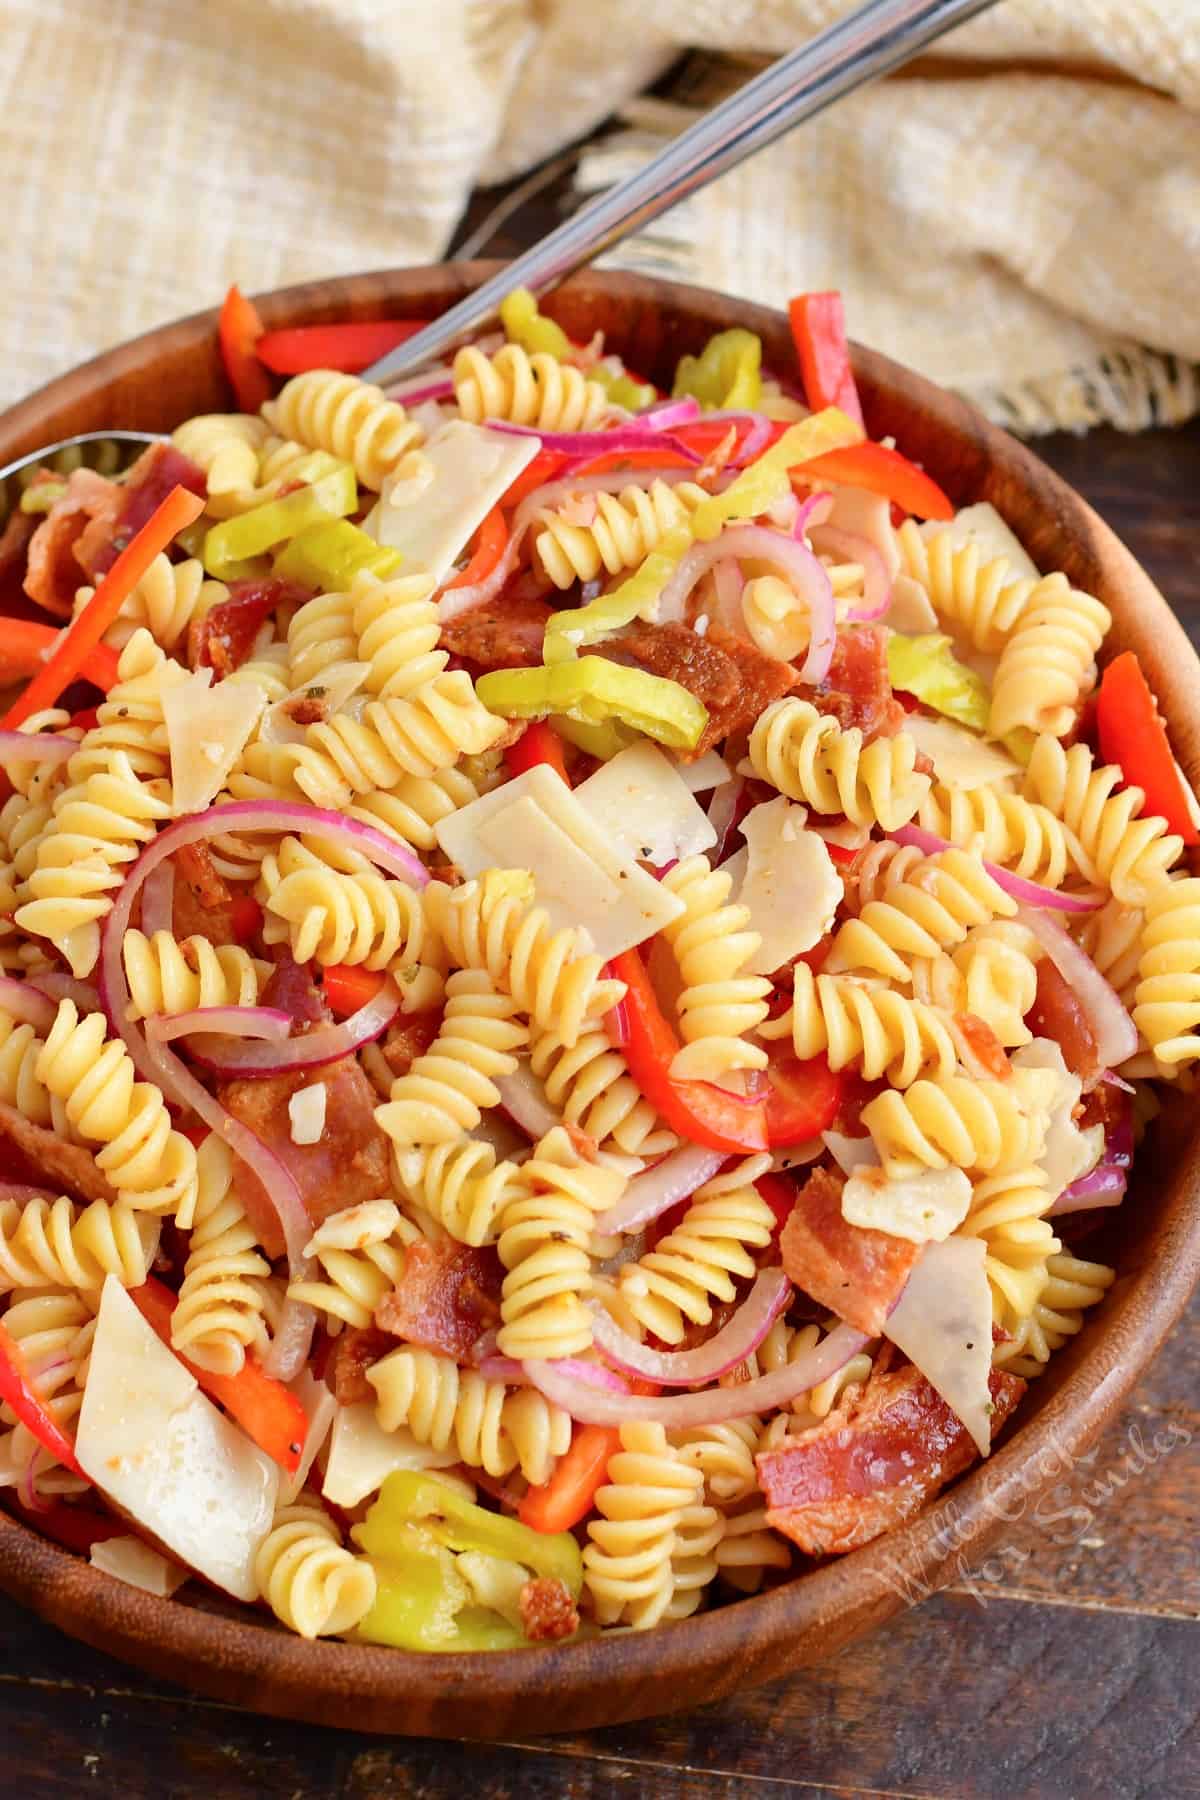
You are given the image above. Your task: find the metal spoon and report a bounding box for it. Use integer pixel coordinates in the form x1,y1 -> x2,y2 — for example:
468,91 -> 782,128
0,430 -> 162,524
363,0 -> 1002,385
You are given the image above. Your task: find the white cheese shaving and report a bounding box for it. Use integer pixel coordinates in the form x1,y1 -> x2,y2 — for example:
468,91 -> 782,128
841,1164 -> 972,1243
675,749 -> 732,794
90,1535 -> 190,1598
288,1081 -> 327,1146
826,482 -> 900,578
922,501 -> 1040,583
903,714 -> 1022,790
164,669 -> 267,815
278,1369 -> 339,1507
363,421 -> 539,585
322,1403 -> 458,1508
1012,1039 -> 1104,1199
822,1129 -> 880,1175
304,1198 -> 398,1256
884,1236 -> 996,1456
573,741 -> 717,867
885,571 -> 940,634
730,796 -> 843,974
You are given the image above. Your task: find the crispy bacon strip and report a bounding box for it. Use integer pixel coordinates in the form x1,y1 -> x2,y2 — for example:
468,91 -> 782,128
23,468 -> 123,616
1027,956 -> 1102,1086
758,1363 -> 1026,1556
803,625 -> 905,741
438,590 -> 553,672
602,619 -> 795,758
519,1576 -> 580,1641
0,1100 -> 119,1205
189,578 -> 314,677
780,1166 -> 920,1337
326,1326 -> 394,1405
375,1239 -> 503,1359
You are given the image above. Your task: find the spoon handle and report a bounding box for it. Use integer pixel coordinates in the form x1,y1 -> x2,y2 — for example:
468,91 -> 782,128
364,0 -> 1000,385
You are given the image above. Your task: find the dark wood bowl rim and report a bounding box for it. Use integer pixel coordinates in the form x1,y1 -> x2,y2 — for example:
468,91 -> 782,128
1,264 -> 1197,1736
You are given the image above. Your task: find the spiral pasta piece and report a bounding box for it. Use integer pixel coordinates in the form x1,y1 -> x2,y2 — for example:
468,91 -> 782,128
896,519 -> 1038,653
534,479 -> 707,589
1023,734 -> 1182,905
0,1013 -> 71,1136
75,555 -> 226,654
393,1139 -> 523,1247
666,1498 -> 724,1620
263,370 -> 424,490
749,697 -> 930,830
770,963 -> 958,1086
172,413 -> 271,503
284,673 -> 505,808
862,1075 -> 1049,1177
909,931 -> 1039,1048
960,1165 -> 1060,1330
256,837 -> 428,971
64,630 -> 189,783
454,343 -> 609,433
375,970 -> 528,1149
658,856 -> 770,1082
1075,898 -> 1144,1009
0,1290 -> 95,1497
171,1136 -> 275,1373
826,845 -> 1017,985
712,1501 -> 791,1593
582,1420 -> 703,1630
992,1252 -> 1114,1378
286,1198 -> 418,1333
1133,878 -> 1200,1066
617,1172 -> 776,1346
367,1345 -> 570,1485
989,572 -> 1111,738
916,780 -> 1085,890
121,930 -> 268,1020
347,767 -> 486,854
0,1195 -> 158,1294
286,589 -> 358,692
529,1020 -> 678,1160
351,570 -> 444,699
425,871 -> 626,1050
495,1124 -> 624,1361
254,1500 -> 377,1639
748,1319 -> 876,1428
671,1419 -> 760,1504
34,1000 -> 199,1220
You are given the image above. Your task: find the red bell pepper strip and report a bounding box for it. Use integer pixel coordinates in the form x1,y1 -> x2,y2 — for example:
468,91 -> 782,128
499,448 -> 569,508
1097,651 -> 1199,843
322,963 -> 385,1017
254,319 -> 424,376
789,292 -> 864,427
128,1278 -> 306,1475
755,1170 -> 799,1234
0,617 -> 120,696
443,506 -> 509,592
762,1051 -> 842,1148
609,948 -> 769,1153
0,1318 -> 85,1479
793,440 -> 954,522
218,285 -> 273,413
229,894 -> 263,945
571,445 -> 700,478
505,719 -> 570,786
6,1494 -> 125,1554
3,485 -> 204,728
518,1423 -> 620,1534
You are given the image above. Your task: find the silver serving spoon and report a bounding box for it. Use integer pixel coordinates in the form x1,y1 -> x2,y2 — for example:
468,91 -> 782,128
0,429 -> 162,523
363,0 -> 1002,385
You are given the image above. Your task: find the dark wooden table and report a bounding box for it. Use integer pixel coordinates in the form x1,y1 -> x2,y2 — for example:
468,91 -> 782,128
5,165 -> 1200,1799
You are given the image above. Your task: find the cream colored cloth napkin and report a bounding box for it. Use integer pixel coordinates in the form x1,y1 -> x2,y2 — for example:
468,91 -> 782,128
2,0 -> 1197,432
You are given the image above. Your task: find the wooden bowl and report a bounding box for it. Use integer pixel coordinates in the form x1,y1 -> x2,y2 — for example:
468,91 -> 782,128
1,266 -> 1198,1738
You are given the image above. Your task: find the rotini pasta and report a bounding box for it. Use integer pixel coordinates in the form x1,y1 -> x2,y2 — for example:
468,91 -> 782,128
749,697 -> 930,830
916,780 -> 1085,890
534,480 -> 707,589
766,962 -> 958,1086
909,929 -> 1039,1048
263,370 -> 424,490
1023,734 -> 1182,905
960,1164 -> 1059,1330
658,856 -> 770,1082
1133,878 -> 1200,1067
0,1194 -> 158,1294
286,1199 -> 419,1330
367,1345 -> 571,1485
454,343 -> 609,433
862,1074 -> 1050,1176
74,555 -> 226,653
582,1421 -> 703,1630
253,1500 -> 377,1639
617,1170 -> 776,1346
375,970 -> 528,1149
351,569 -> 444,699
825,844 -> 1017,985
896,518 -> 1038,652
171,1136 -> 275,1373
671,1418 -> 761,1504
0,1013 -> 71,1137
992,1253 -> 1115,1378
286,588 -> 358,692
529,1020 -> 678,1160
392,1138 -> 522,1248
0,1290 -> 95,1498
989,572 -> 1111,738
256,837 -> 428,971
121,929 -> 268,1019
172,412 -> 271,505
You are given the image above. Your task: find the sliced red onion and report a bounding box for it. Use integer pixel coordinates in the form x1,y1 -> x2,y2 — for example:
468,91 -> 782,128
0,729 -> 74,768
765,491 -> 799,532
182,982 -> 400,1077
151,1005 -> 292,1045
637,397 -> 703,430
0,977 -> 56,1034
709,558 -> 745,633
889,825 -> 1101,914
1100,1070 -> 1136,1095
524,1321 -> 870,1427
793,491 -> 834,538
139,860 -> 175,939
589,1268 -> 790,1385
30,972 -> 99,1013
479,1354 -> 631,1394
381,368 -> 454,405
703,411 -> 772,467
487,420 -> 701,462
1048,1164 -> 1127,1215
810,522 -> 891,622
1019,906 -> 1138,1072
494,1063 -> 560,1142
706,776 -> 745,867
595,1143 -> 725,1235
265,1297 -> 318,1384
656,524 -> 835,684
606,992 -> 630,1050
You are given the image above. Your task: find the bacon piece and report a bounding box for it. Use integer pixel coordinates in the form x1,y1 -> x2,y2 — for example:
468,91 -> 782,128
603,619 -> 795,758
263,954 -> 329,1028
519,1576 -> 580,1642
0,1100 -> 118,1205
780,1165 -> 920,1336
438,590 -> 554,672
23,468 -> 124,616
218,1055 -> 390,1258
170,842 -> 242,946
381,1010 -> 443,1080
326,1325 -> 394,1406
189,578 -> 314,677
757,1363 -> 1026,1556
375,1239 -> 503,1359
87,443 -> 207,579
800,626 -> 904,741
1027,957 -> 1102,1086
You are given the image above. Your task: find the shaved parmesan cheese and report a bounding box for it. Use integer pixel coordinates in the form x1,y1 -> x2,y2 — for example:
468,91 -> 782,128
288,1081 -> 327,1146
826,482 -> 900,577
822,1129 -> 879,1175
1013,1039 -> 1104,1199
363,421 -> 539,584
279,1369 -> 338,1506
438,763 -> 684,959
884,1236 -> 995,1456
885,572 -> 939,634
258,662 -> 371,746
573,742 -> 717,866
164,669 -> 267,815
76,1278 -> 278,1601
675,749 -> 732,793
305,1199 -> 399,1256
923,501 -> 1040,583
842,1164 -> 971,1243
904,715 -> 1022,789
90,1535 -> 189,1598
733,797 -> 843,974
322,1403 -> 458,1508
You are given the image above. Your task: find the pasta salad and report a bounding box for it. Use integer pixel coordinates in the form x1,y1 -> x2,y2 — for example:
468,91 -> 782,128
0,283 -> 1189,1650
